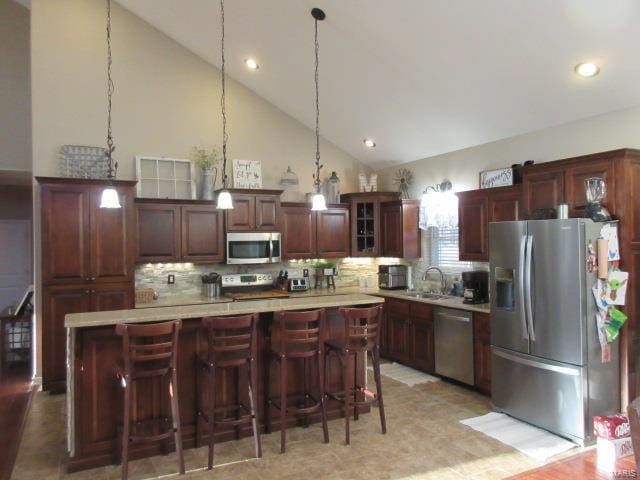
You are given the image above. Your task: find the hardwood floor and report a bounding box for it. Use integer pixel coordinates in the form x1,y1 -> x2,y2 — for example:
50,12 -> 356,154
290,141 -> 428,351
509,450 -> 637,480
0,365 -> 35,480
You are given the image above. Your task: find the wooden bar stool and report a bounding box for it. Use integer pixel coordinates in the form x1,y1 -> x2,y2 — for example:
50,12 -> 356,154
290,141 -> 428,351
115,320 -> 185,480
266,309 -> 329,453
325,305 -> 386,445
196,313 -> 261,470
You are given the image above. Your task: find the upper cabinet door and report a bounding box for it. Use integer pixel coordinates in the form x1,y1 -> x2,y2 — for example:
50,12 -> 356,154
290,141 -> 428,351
458,190 -> 489,261
180,205 -> 225,263
41,184 -> 91,285
565,159 -> 615,217
89,186 -> 135,283
316,207 -> 350,258
281,205 -> 316,259
488,186 -> 521,222
380,203 -> 402,257
522,169 -> 564,218
255,195 -> 280,231
226,194 -> 255,231
135,203 -> 181,262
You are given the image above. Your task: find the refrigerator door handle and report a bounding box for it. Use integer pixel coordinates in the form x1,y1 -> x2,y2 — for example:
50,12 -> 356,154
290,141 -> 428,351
524,234 -> 536,341
493,348 -> 579,376
518,234 -> 529,340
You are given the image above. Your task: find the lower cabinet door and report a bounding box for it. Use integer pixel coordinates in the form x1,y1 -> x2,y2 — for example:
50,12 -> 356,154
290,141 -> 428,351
90,283 -> 134,311
412,319 -> 435,373
389,313 -> 410,363
42,286 -> 91,392
473,312 -> 491,394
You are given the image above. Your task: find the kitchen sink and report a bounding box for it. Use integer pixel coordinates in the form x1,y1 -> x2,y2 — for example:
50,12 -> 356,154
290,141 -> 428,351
401,291 -> 446,300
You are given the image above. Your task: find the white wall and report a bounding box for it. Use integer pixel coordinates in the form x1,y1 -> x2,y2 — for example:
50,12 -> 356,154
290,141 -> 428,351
378,105 -> 640,195
30,0 -> 368,194
0,0 -> 31,173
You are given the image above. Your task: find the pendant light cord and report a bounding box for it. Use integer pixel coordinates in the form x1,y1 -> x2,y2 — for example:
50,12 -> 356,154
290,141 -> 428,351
220,0 -> 229,189
313,15 -> 323,193
105,0 -> 117,179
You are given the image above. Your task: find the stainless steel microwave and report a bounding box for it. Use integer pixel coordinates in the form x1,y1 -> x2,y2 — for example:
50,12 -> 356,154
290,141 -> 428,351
226,232 -> 281,264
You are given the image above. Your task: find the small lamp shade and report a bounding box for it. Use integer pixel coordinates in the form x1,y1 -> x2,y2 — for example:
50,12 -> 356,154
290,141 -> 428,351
99,187 -> 121,209
311,192 -> 327,211
216,190 -> 234,209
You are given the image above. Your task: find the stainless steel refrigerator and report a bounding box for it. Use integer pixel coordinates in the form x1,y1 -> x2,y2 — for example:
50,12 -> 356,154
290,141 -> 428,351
489,218 -> 619,445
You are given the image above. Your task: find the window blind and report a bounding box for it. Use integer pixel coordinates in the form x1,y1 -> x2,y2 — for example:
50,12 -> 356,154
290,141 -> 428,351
423,226 -> 472,269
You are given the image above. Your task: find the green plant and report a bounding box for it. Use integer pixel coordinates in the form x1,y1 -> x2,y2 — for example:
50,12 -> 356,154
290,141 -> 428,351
313,261 -> 335,270
190,146 -> 220,170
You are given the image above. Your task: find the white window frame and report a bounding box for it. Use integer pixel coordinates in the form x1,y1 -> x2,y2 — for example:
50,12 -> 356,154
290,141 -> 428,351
135,156 -> 196,199
422,226 -> 472,270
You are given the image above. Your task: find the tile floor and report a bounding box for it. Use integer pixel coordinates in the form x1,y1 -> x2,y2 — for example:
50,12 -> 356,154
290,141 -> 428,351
12,374 -> 554,480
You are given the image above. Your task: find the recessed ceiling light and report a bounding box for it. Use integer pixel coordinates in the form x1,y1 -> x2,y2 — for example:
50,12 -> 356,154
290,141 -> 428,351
244,58 -> 259,70
363,138 -> 376,148
574,62 -> 600,78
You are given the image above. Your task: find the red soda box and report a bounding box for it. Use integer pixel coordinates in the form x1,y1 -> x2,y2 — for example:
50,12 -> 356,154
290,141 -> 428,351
593,414 -> 630,439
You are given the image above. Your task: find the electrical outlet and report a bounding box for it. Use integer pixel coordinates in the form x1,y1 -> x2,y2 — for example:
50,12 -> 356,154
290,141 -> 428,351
167,274 -> 175,285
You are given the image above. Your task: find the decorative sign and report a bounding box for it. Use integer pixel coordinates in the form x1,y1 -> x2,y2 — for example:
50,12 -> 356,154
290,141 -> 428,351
479,167 -> 513,189
232,159 -> 262,188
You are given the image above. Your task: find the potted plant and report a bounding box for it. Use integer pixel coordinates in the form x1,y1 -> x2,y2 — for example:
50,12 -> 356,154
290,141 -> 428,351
313,260 -> 336,276
191,146 -> 220,200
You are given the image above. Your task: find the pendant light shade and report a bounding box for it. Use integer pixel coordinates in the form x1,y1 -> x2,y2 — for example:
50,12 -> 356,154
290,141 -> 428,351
310,7 -> 327,211
100,0 -> 121,209
311,192 -> 327,211
216,190 -> 233,209
100,187 -> 121,209
216,0 -> 233,210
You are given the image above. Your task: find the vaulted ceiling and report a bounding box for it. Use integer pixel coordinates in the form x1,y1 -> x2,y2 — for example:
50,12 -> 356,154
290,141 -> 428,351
117,0 -> 640,168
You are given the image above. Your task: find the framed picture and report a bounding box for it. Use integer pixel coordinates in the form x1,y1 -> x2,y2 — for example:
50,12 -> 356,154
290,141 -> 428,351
135,156 -> 196,199
233,159 -> 262,188
479,167 -> 513,189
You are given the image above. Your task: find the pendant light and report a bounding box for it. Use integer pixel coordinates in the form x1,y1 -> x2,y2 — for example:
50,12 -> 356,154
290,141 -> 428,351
216,0 -> 233,210
99,0 -> 121,209
310,8 -> 327,211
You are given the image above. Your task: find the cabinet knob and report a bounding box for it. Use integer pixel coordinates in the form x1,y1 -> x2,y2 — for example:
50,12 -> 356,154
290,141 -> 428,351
85,290 -> 90,295
91,277 -> 96,282
85,277 -> 90,282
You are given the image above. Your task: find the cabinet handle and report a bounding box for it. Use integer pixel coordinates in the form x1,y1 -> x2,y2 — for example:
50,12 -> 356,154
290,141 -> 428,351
91,277 -> 96,282
85,290 -> 90,295
85,277 -> 90,282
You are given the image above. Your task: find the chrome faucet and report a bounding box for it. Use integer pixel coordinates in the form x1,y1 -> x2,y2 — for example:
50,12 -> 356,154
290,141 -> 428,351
422,266 -> 446,295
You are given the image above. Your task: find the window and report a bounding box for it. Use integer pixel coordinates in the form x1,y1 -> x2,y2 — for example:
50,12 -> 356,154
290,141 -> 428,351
423,226 -> 472,269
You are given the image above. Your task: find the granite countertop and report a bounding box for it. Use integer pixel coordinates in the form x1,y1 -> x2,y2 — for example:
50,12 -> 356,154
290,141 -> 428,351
134,286 -> 490,314
66,293 -> 385,328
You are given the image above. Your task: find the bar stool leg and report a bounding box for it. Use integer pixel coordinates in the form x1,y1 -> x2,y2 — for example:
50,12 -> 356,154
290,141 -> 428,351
207,365 -> 216,470
169,369 -> 185,474
372,347 -> 387,434
303,357 -> 309,428
279,356 -> 288,454
353,351 -> 359,421
195,360 -> 201,449
317,351 -> 329,444
248,358 -> 262,458
342,352 -> 352,445
121,380 -> 131,480
265,358 -> 272,435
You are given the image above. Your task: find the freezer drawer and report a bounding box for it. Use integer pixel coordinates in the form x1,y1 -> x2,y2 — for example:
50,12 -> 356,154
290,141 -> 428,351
434,308 -> 474,385
492,347 -> 585,444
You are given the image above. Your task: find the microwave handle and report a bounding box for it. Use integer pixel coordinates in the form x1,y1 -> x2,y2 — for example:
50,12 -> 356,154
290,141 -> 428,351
269,233 -> 274,263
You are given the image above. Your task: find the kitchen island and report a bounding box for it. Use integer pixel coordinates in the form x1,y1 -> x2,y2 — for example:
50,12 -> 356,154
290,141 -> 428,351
64,293 -> 384,472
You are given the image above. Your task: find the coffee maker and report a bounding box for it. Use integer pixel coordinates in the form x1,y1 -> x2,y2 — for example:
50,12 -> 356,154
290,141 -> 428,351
461,270 -> 489,304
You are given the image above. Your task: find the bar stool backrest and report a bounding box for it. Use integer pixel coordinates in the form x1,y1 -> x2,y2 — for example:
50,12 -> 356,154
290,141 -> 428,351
273,309 -> 325,355
201,314 -> 257,364
338,305 -> 383,350
115,320 -> 182,380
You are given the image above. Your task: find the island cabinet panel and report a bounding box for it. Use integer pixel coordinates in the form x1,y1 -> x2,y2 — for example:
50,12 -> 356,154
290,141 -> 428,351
224,190 -> 283,232
521,168 -> 565,217
69,308 -> 370,471
281,204 -> 316,259
280,203 -> 350,259
135,203 -> 181,262
473,311 -> 491,395
180,205 -> 225,263
380,200 -> 420,259
565,159 -> 615,217
316,207 -> 350,258
458,190 -> 489,261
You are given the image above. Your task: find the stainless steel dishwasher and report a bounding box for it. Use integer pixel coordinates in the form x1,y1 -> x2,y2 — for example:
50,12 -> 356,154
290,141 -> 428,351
434,307 -> 474,385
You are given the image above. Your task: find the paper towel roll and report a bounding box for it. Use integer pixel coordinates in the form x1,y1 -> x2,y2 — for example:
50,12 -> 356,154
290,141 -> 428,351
597,239 -> 609,279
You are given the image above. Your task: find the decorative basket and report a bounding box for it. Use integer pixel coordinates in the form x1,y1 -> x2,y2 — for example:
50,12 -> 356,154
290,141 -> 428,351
135,288 -> 156,304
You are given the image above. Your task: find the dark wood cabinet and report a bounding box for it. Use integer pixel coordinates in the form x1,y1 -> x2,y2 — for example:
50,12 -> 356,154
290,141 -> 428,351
341,192 -> 400,257
38,177 -> 137,392
281,203 -> 350,259
281,204 -> 316,259
181,205 -> 225,263
380,200 -> 420,259
316,207 -> 350,258
458,189 -> 489,261
381,298 -> 434,374
565,159 -> 615,216
473,312 -> 491,395
135,200 -> 224,264
223,189 -> 282,232
488,186 -> 521,222
522,168 -> 564,217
